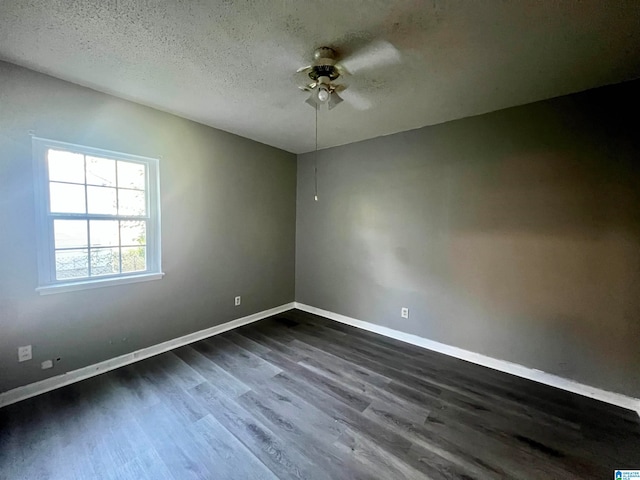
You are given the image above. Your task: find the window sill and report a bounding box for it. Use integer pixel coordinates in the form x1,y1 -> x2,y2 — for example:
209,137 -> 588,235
36,272 -> 165,295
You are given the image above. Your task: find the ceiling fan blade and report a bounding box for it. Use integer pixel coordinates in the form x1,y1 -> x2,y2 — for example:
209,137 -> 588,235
296,65 -> 312,73
337,40 -> 401,75
340,89 -> 372,111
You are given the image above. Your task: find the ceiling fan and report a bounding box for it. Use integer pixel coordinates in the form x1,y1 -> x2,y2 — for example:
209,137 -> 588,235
296,40 -> 401,110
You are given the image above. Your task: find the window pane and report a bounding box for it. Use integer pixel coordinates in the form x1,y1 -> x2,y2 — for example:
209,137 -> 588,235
122,246 -> 146,273
49,182 -> 86,213
120,220 -> 146,246
90,248 -> 120,276
118,189 -> 146,216
86,156 -> 116,187
90,220 -> 119,247
87,186 -> 117,215
117,161 -> 146,190
47,149 -> 85,184
55,249 -> 88,280
54,220 -> 88,249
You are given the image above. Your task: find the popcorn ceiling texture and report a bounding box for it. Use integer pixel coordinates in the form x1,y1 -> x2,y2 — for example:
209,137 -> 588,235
1,0 -> 639,153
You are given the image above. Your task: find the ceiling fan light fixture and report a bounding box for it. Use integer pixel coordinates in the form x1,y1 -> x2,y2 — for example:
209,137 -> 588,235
305,94 -> 316,108
317,87 -> 330,103
306,84 -> 332,108
328,91 -> 343,110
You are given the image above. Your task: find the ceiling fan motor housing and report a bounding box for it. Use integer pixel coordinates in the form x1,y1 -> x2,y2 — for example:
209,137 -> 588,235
309,47 -> 341,81
308,65 -> 340,81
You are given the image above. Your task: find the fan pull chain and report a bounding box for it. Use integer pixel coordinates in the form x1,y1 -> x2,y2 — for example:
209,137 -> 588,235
314,103 -> 319,201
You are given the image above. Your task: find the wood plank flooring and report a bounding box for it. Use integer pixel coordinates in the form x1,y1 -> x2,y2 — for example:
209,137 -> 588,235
1,309 -> 638,479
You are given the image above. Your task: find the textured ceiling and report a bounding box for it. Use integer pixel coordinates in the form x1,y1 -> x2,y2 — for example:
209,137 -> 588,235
1,1 -> 639,154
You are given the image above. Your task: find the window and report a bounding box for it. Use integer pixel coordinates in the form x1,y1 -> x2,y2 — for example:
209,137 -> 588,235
32,137 -> 162,294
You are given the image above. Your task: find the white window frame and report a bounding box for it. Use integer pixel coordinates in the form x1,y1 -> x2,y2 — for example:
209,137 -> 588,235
32,137 -> 163,295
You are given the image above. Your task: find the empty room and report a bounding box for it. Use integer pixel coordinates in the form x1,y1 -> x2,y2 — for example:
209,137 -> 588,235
1,1 -> 639,479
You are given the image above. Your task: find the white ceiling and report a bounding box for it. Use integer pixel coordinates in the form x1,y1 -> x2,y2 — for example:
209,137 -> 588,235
1,1 -> 639,154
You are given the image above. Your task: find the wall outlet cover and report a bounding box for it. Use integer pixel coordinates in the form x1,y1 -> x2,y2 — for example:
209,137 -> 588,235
41,359 -> 53,370
401,307 -> 409,319
235,296 -> 241,306
18,345 -> 32,362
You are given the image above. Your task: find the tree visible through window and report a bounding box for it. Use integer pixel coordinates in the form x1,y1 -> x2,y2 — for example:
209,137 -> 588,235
33,138 -> 161,292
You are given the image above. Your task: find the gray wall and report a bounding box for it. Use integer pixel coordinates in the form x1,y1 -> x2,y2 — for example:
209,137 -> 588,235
0,61 -> 296,393
296,80 -> 640,398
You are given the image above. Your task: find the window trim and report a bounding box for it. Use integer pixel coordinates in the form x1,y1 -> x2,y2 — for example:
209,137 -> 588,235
32,137 -> 163,294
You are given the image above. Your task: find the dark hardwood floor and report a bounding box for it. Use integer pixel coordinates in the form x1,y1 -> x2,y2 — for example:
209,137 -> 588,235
1,309 -> 638,479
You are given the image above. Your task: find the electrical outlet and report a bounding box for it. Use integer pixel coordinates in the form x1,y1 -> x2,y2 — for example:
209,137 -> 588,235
41,359 -> 53,370
18,345 -> 32,362
234,296 -> 241,306
401,307 -> 409,319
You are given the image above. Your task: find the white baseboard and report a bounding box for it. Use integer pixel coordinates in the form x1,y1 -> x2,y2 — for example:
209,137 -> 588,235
0,302 -> 295,409
294,302 -> 640,416
5,301 -> 638,416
